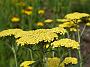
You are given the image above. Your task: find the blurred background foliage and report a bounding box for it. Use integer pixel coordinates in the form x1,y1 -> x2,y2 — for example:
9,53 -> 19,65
0,0 -> 90,67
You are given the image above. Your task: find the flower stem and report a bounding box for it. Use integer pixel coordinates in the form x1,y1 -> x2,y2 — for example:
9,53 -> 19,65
43,54 -> 48,67
29,48 -> 33,60
52,47 -> 55,58
77,28 -> 82,67
80,24 -> 86,37
11,46 -> 18,67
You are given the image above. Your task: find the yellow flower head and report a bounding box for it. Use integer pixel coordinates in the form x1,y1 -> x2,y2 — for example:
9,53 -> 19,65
51,38 -> 79,49
38,9 -> 45,15
86,22 -> 90,26
48,57 -> 60,67
56,19 -> 69,22
51,27 -> 67,35
36,22 -> 44,26
44,19 -> 53,23
0,26 -> 68,46
20,61 -> 35,67
27,6 -> 33,11
16,29 -> 58,46
22,9 -> 32,15
59,21 -> 76,28
65,12 -> 89,20
11,16 -> 20,22
63,57 -> 78,65
0,26 -> 67,46
70,28 -> 77,32
22,6 -> 33,15
0,29 -> 23,37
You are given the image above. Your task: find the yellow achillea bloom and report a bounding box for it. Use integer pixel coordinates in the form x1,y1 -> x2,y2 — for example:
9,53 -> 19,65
27,6 -> 33,11
59,21 -> 76,28
65,12 -> 89,20
50,27 -> 67,35
86,22 -> 90,26
48,57 -> 61,67
63,57 -> 78,64
11,16 -> 20,22
0,29 -> 23,37
22,9 -> 32,15
44,19 -> 53,23
0,27 -> 67,46
58,13 -> 88,28
36,22 -> 44,26
56,19 -> 69,22
38,9 -> 45,15
16,36 -> 40,46
20,61 -> 35,67
60,57 -> 78,67
22,6 -> 33,15
16,27 -> 66,46
70,28 -> 77,32
16,29 -> 58,46
51,38 -> 79,49
33,29 -> 58,42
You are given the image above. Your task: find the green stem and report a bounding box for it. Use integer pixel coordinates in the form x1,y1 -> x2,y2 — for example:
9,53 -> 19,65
29,48 -> 33,60
43,54 -> 48,67
72,33 -> 75,40
52,47 -> 55,57
68,49 -> 71,56
43,45 -> 48,67
80,24 -> 86,37
11,46 -> 18,67
77,28 -> 82,67
66,32 -> 70,38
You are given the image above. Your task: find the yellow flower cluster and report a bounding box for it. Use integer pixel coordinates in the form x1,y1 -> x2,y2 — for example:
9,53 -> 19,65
16,29 -> 58,46
59,21 -> 76,28
22,6 -> 33,15
20,61 -> 35,67
0,29 -> 23,37
44,19 -> 53,23
0,27 -> 67,46
48,57 -> 61,67
56,19 -> 69,22
21,6 -> 45,16
86,22 -> 90,26
63,57 -> 78,64
50,27 -> 67,35
11,16 -> 20,22
70,28 -> 77,32
38,9 -> 45,15
36,22 -> 44,26
47,57 -> 77,67
51,38 -> 79,49
58,12 -> 89,29
14,31 -> 30,38
65,12 -> 89,20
